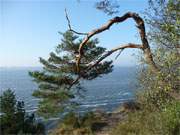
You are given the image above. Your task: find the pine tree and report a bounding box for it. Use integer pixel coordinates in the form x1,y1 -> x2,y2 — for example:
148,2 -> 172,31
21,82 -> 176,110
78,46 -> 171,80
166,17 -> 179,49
0,89 -> 17,133
0,89 -> 45,135
29,31 -> 113,117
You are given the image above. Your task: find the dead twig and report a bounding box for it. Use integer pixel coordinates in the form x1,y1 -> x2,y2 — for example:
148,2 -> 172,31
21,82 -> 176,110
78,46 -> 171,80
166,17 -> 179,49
65,9 -> 88,35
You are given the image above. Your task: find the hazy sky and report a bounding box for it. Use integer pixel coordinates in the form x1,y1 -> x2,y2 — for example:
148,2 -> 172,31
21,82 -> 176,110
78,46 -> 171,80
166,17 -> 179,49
0,0 -> 148,67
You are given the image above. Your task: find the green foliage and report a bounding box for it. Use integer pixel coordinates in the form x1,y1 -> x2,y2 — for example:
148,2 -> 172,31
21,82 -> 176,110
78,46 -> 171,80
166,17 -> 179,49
146,0 -> 180,49
61,112 -> 80,129
138,0 -> 179,107
96,0 -> 119,15
51,111 -> 101,135
111,100 -> 180,135
29,31 -> 113,117
0,89 -> 45,135
111,1 -> 180,135
0,89 -> 16,119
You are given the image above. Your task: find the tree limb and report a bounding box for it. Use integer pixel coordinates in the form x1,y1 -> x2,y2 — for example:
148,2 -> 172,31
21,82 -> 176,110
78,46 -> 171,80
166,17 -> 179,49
76,12 -> 159,73
69,43 -> 143,88
86,43 -> 143,70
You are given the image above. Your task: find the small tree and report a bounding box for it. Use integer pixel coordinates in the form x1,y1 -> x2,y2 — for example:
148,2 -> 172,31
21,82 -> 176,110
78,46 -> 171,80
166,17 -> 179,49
29,31 -> 113,118
110,1 -> 180,134
0,89 -> 17,133
0,89 -> 45,135
137,0 -> 180,108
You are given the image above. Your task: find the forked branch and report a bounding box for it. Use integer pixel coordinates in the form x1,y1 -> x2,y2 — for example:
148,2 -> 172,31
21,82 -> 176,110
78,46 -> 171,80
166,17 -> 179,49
87,43 -> 143,69
74,12 -> 159,73
69,43 -> 143,88
65,9 -> 88,35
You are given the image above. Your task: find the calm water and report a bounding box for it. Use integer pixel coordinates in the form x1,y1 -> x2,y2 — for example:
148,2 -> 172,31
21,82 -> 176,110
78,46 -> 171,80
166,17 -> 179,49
0,67 -> 138,113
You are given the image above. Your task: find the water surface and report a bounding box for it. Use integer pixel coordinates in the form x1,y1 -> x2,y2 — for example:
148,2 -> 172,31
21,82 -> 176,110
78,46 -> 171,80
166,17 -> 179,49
0,67 -> 138,113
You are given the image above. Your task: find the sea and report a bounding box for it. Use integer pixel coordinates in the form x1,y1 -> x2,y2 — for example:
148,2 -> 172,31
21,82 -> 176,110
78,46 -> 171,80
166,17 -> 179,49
0,66 -> 139,129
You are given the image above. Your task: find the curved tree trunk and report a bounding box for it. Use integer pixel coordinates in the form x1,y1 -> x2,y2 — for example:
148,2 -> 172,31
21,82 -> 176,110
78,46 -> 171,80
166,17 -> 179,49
71,12 -> 159,73
64,11 -> 160,87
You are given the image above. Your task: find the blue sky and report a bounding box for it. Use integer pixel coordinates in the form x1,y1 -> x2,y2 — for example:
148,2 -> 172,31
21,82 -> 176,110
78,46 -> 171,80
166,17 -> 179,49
0,0 -> 148,67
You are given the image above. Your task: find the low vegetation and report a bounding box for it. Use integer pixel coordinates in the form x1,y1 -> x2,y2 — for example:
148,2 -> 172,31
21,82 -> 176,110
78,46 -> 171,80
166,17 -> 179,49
111,98 -> 180,135
50,111 -> 106,135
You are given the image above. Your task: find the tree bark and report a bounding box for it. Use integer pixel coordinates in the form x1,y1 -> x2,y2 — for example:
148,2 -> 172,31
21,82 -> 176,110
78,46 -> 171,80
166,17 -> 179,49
74,12 -> 159,73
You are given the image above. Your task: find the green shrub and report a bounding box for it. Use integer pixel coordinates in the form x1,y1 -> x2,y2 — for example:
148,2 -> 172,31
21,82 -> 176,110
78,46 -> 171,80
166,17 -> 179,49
111,100 -> 180,135
51,111 -> 102,135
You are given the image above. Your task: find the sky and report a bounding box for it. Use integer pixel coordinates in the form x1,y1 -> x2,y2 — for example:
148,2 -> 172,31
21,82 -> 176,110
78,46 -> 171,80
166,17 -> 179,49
0,0 -> 148,67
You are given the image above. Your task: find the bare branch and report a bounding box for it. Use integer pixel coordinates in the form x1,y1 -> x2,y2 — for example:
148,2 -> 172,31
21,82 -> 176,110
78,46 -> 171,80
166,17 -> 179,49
76,12 -> 159,73
115,49 -> 124,60
69,43 -> 143,88
65,9 -> 88,35
86,43 -> 143,70
69,75 -> 81,89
